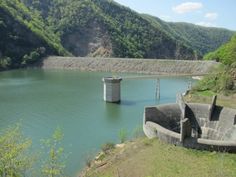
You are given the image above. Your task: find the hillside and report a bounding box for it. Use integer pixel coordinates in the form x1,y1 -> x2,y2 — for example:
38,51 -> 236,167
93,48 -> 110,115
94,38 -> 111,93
204,34 -> 236,65
0,0 -> 70,70
190,34 -> 236,98
20,0 -> 234,59
21,0 -> 196,59
142,14 -> 234,56
0,0 -> 235,70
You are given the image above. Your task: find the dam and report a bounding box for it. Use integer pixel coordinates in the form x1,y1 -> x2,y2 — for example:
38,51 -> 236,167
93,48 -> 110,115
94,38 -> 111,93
41,56 -> 218,76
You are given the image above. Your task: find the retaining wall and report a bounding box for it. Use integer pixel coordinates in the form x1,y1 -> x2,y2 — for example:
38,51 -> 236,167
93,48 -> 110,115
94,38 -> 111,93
143,103 -> 236,152
41,56 -> 218,75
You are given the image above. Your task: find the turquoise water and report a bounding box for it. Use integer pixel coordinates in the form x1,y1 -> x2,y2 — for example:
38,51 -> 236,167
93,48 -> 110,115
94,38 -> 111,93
0,69 -> 192,176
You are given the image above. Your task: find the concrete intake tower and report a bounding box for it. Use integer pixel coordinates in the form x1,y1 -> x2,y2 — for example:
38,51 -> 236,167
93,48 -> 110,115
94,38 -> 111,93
102,77 -> 122,103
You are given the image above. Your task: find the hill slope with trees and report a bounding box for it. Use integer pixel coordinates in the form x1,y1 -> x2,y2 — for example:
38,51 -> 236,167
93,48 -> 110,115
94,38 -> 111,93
21,0 -> 234,59
204,34 -> 236,65
0,0 -> 70,70
0,0 -> 235,70
143,14 -> 234,56
192,34 -> 236,96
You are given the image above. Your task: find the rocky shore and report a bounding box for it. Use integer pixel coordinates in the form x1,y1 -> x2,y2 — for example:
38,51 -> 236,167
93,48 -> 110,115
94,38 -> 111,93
41,56 -> 218,75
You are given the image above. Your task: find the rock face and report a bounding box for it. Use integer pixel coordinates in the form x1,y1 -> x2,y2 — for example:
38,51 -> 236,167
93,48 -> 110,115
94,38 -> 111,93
62,21 -> 112,57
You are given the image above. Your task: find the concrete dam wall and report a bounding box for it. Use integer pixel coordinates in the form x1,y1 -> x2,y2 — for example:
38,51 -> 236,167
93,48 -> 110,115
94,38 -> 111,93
41,56 -> 218,75
143,98 -> 236,152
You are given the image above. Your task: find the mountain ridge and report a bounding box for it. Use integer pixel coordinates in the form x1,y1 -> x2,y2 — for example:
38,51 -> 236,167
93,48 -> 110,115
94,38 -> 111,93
142,14 -> 235,55
0,0 -> 235,70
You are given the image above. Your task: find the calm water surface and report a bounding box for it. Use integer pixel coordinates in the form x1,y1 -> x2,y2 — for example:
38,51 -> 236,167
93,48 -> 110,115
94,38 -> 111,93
0,69 -> 193,176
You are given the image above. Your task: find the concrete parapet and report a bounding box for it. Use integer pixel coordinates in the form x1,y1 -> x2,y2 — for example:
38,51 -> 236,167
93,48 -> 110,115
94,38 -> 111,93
144,121 -> 181,145
176,93 -> 186,120
143,102 -> 236,152
197,138 -> 236,152
208,95 -> 217,121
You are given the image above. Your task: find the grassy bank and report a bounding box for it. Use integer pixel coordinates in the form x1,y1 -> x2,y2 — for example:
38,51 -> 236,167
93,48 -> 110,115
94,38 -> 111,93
81,138 -> 236,177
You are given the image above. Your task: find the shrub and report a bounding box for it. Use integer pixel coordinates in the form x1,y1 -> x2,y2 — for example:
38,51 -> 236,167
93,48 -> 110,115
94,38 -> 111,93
0,56 -> 11,69
0,125 -> 34,176
41,127 -> 66,177
101,142 -> 115,154
21,47 -> 46,65
193,64 -> 235,94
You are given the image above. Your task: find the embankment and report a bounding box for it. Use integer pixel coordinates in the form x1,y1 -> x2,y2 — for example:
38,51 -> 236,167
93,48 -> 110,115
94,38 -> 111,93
41,56 -> 218,75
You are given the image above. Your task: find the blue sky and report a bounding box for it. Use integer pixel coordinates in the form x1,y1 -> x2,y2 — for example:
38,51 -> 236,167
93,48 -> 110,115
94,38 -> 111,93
114,0 -> 236,31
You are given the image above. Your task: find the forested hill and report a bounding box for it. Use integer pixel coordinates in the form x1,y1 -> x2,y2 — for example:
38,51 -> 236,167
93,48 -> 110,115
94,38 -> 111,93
0,0 -> 235,70
21,0 -> 197,60
21,0 -> 234,59
0,0 -> 70,70
143,14 -> 234,56
204,34 -> 236,65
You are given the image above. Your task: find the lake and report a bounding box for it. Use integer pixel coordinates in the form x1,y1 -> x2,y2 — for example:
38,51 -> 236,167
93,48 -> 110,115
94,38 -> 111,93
0,69 -> 193,176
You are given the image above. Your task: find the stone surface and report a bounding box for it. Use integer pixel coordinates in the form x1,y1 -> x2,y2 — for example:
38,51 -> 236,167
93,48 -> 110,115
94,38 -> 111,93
41,57 -> 218,75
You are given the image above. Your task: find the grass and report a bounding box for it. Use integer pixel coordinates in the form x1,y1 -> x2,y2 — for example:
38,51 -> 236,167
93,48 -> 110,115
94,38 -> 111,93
81,138 -> 236,177
185,91 -> 236,109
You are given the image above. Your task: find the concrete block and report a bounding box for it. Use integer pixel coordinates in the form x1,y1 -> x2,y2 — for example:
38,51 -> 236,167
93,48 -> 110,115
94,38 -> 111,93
208,95 -> 217,120
102,77 -> 122,103
180,118 -> 192,142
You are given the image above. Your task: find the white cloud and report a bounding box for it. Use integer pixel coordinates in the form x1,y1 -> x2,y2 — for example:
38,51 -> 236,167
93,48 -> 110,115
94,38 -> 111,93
205,13 -> 218,20
196,21 -> 215,27
172,2 -> 203,14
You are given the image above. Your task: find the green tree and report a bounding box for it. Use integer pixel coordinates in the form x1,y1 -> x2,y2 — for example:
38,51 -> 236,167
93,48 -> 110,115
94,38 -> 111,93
204,34 -> 236,65
0,125 -> 34,177
0,57 -> 11,69
41,128 -> 66,177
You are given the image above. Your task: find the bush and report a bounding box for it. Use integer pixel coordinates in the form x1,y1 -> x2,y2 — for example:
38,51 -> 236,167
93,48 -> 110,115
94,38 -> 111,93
41,127 -> 66,177
0,125 -> 33,176
220,73 -> 234,90
0,56 -> 11,69
101,142 -> 115,154
21,47 -> 46,65
0,125 -> 67,176
193,64 -> 235,95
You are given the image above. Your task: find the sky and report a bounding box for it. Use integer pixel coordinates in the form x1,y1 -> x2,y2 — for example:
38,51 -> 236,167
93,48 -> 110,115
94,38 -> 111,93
114,0 -> 236,31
